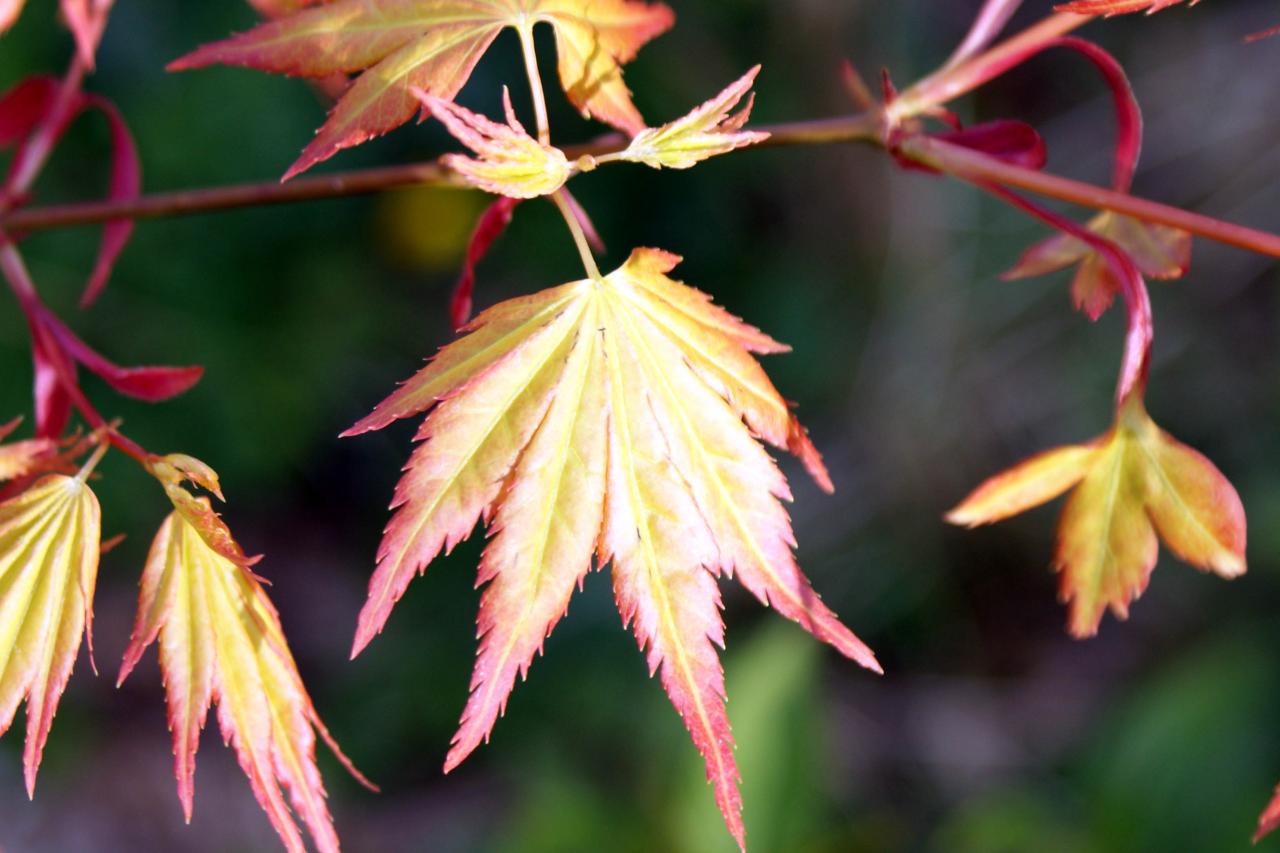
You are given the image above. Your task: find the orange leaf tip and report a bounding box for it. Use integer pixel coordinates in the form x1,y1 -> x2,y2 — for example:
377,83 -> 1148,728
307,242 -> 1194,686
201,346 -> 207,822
948,398 -> 1246,637
348,246 -> 875,846
417,88 -> 573,199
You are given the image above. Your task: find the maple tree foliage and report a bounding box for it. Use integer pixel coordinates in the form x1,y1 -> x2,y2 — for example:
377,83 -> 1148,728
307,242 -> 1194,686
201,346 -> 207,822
4,0 -> 1280,848
0,448 -> 103,796
344,247 -> 877,845
171,0 -> 675,179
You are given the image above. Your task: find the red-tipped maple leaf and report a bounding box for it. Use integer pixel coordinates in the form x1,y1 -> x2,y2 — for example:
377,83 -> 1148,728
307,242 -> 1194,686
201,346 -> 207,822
0,457 -> 102,795
948,397 -> 1245,637
120,458 -> 371,853
344,247 -> 877,847
171,0 -> 674,179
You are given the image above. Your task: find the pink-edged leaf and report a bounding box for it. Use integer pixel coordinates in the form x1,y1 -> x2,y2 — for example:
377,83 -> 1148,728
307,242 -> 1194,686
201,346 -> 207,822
443,304 -> 607,771
352,249 -> 876,847
79,94 -> 140,307
171,0 -> 673,179
119,506 -> 372,852
451,195 -> 520,330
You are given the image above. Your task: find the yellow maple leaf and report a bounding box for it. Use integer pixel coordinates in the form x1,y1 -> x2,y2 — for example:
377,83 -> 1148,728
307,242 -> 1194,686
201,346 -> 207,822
948,397 -> 1245,637
172,0 -> 674,178
120,459 -> 372,853
344,247 -> 877,848
0,452 -> 102,795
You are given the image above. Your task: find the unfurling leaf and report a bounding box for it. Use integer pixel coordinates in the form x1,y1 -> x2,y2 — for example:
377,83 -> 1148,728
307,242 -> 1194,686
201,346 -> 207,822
0,465 -> 101,795
172,0 -> 674,179
345,247 -> 875,847
948,398 -> 1245,637
617,66 -> 769,170
145,454 -> 258,568
1003,212 -> 1191,320
1056,0 -> 1196,14
419,89 -> 572,199
120,483 -> 371,853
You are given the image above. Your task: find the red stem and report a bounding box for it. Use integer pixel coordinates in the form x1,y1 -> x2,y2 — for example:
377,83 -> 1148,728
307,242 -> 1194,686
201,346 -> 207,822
900,136 -> 1280,258
978,183 -> 1152,405
0,242 -> 149,463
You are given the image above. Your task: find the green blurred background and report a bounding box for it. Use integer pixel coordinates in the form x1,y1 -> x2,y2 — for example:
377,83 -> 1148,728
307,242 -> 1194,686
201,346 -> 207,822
4,1 -> 1280,850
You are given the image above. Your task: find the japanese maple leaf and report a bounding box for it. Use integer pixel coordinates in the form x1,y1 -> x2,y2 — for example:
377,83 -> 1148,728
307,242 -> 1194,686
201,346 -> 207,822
1003,212 -> 1191,320
0,454 -> 102,795
119,454 -> 372,853
948,398 -> 1245,637
171,0 -> 675,179
344,248 -> 877,847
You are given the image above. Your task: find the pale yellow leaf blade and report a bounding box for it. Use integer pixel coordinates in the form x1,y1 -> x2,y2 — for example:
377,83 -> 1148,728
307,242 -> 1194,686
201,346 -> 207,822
0,472 -> 101,795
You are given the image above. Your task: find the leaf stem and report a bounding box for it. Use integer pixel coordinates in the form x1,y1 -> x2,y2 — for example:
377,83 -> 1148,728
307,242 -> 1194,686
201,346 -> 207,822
893,11 -> 1090,120
899,135 -> 1280,258
0,116 -> 882,234
517,23 -> 551,145
552,190 -> 601,280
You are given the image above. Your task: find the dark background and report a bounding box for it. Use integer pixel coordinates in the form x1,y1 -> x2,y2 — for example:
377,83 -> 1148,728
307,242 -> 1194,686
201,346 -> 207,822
4,1 -> 1280,850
